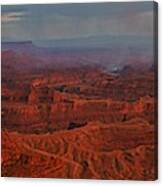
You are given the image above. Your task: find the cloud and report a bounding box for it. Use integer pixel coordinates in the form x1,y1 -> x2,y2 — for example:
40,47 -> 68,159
39,10 -> 153,39
1,11 -> 27,23
1,4 -> 154,41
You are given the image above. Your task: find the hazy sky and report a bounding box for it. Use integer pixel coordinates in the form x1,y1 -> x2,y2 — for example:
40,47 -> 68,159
1,2 -> 154,41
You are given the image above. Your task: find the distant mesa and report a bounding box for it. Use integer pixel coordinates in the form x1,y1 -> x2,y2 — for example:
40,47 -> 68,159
2,41 -> 33,47
2,40 -> 33,45
1,41 -> 35,53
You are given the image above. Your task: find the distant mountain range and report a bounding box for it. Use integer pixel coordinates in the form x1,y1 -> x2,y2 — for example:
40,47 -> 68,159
2,35 -> 152,49
35,35 -> 153,49
1,35 -> 153,72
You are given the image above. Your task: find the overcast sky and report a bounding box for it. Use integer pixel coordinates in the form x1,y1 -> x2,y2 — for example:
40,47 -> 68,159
1,2 -> 154,41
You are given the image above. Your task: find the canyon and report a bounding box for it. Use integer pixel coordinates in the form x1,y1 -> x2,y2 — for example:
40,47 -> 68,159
1,43 -> 157,180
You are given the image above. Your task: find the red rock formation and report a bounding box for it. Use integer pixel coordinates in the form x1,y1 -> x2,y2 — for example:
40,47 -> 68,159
1,55 -> 157,179
1,123 -> 156,180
